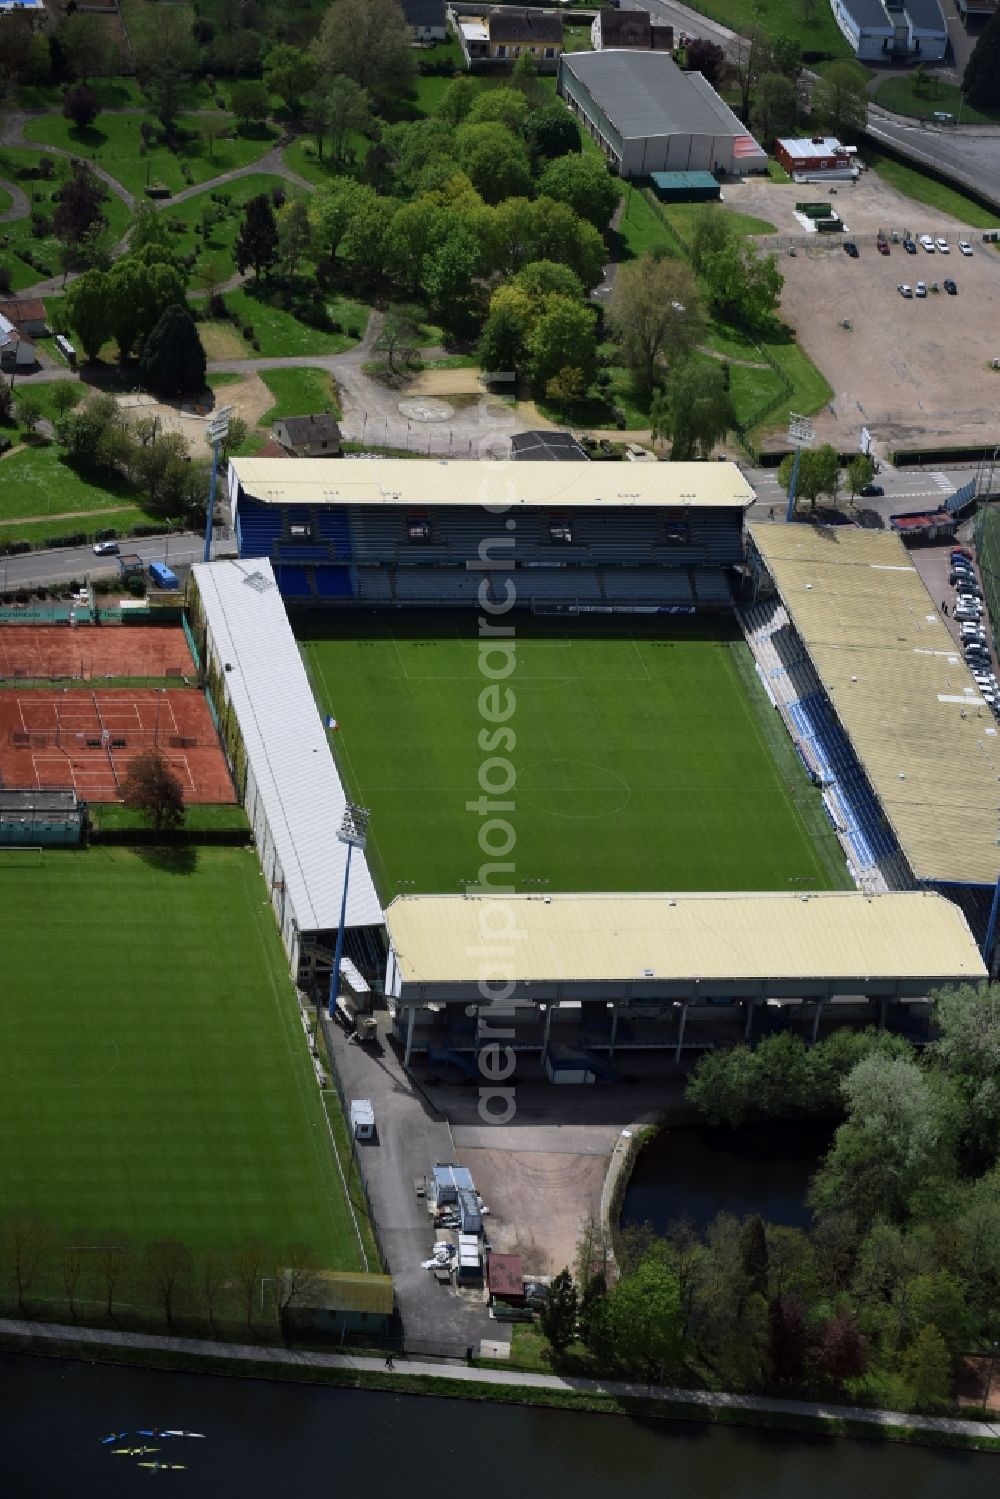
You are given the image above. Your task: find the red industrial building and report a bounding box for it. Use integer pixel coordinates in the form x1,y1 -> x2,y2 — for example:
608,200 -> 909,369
775,136 -> 858,179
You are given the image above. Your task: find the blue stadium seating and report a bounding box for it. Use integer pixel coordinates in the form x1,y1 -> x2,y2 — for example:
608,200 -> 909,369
313,568 -> 354,598
788,691 -> 900,873
274,565 -> 312,598
237,497 -> 282,559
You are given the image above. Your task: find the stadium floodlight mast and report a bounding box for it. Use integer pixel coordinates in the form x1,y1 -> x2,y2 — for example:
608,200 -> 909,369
326,802 -> 370,1020
203,405 -> 235,564
785,413 -> 815,525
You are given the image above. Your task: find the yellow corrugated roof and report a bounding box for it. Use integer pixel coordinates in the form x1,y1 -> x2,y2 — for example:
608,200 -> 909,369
750,525 -> 1000,886
229,457 -> 755,509
386,891 -> 985,984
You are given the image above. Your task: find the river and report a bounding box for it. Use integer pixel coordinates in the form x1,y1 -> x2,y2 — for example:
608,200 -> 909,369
621,1122 -> 835,1235
0,1353 -> 994,1497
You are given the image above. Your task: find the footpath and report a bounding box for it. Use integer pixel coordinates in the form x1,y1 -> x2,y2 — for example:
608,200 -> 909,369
2,1318 -> 999,1444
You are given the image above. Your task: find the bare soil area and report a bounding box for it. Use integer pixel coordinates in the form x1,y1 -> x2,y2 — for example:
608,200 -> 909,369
116,374 -> 273,455
458,1145 -> 608,1278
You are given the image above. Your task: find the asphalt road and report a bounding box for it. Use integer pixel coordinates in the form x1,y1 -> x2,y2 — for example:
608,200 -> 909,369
0,533 -> 206,592
745,460 -> 984,526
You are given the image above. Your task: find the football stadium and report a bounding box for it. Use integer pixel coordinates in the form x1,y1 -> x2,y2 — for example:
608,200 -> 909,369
181,457 -> 993,1067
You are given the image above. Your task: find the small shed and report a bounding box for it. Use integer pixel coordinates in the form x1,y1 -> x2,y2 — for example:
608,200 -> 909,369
456,1233 -> 483,1283
350,1098 -> 375,1139
487,1253 -> 525,1305
282,1270 -> 394,1336
274,413 -> 342,458
649,171 -> 721,202
430,1163 -> 476,1206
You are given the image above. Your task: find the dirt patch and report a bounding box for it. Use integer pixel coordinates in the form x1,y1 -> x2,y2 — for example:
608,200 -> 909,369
406,367 -> 486,396
458,1146 -> 608,1278
198,322 -> 250,360
116,374 -> 274,456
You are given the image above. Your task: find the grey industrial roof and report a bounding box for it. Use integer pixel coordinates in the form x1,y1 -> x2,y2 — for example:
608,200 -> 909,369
277,413 -> 342,445
836,0 -> 894,29
561,50 -> 749,141
903,0 -> 947,30
401,0 -> 446,24
192,559 -> 382,932
489,6 -> 563,42
0,788 -> 78,811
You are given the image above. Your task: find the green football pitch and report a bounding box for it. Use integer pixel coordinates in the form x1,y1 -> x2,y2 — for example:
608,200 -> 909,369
0,846 -> 366,1278
296,611 -> 848,895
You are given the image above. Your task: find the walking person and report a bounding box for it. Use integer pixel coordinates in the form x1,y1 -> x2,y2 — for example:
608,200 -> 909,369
385,1353 -> 395,1370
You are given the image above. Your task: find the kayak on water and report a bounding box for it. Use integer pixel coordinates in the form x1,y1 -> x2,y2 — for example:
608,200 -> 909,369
162,1431 -> 205,1439
137,1463 -> 186,1471
101,1433 -> 129,1444
112,1447 -> 159,1457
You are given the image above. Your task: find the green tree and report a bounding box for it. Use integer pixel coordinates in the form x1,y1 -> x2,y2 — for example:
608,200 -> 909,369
846,453 -> 876,504
690,204 -> 733,273
16,395 -> 42,435
701,238 -> 783,331
769,1294 -> 809,1386
234,193 -> 279,280
60,14 -> 113,83
539,1268 -> 579,1354
537,154 -> 618,231
466,86 -> 530,134
933,984 -> 1000,1161
778,443 -> 841,513
438,75 -> 478,126
751,72 -> 798,148
421,226 -> 480,320
309,178 -> 373,263
63,84 -> 100,131
122,748 -> 186,829
733,26 -> 770,118
230,80 -> 269,127
312,0 -> 414,103
129,199 -> 173,257
53,161 -> 106,252
478,295 -> 530,375
457,122 -> 531,204
607,253 -> 702,391
276,199 -> 312,280
263,43 -> 319,116
339,195 -> 397,283
56,393 -> 122,468
326,74 -> 371,165
514,260 -> 585,304
146,58 -> 187,134
50,381 -> 82,422
528,294 -> 597,393
815,62 -> 868,139
525,104 -> 581,166
372,308 -> 421,378
658,358 -> 734,459
810,1053 -> 958,1226
138,305 -> 206,398
740,1215 -> 769,1302
902,1323 -> 952,1409
964,10 -> 1000,110
64,269 -> 111,361
814,1306 -> 869,1388
590,1246 -> 684,1375
142,1239 -> 193,1330
511,48 -> 545,105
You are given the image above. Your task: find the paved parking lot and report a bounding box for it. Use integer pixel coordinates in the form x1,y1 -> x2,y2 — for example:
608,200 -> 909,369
722,172 -> 1000,453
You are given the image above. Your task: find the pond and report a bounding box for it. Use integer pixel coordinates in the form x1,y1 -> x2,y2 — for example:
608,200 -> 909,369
620,1120 -> 835,1235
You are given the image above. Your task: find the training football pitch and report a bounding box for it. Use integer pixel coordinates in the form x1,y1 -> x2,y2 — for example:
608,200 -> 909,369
297,611 -> 848,895
0,846 -> 365,1276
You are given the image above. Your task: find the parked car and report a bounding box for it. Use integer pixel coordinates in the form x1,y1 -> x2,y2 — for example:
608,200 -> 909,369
915,281 -> 927,297
877,240 -> 890,256
903,239 -> 917,254
844,241 -> 859,258
951,546 -> 974,561
860,482 -> 884,497
951,571 -> 974,587
898,283 -> 913,298
919,235 -> 935,251
92,540 -> 119,556
944,278 -> 957,294
936,238 -> 950,253
959,240 -> 973,256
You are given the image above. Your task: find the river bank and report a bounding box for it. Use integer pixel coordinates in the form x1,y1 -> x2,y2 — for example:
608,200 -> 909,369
3,1319 -> 999,1454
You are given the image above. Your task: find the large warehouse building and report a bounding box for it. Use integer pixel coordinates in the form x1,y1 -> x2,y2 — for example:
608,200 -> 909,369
557,50 -> 766,179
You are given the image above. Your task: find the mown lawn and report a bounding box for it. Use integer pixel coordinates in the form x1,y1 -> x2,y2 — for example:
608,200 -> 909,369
662,200 -> 776,243
874,76 -> 1000,127
258,367 -> 341,425
223,286 -> 360,357
161,173 -> 296,264
0,846 -> 367,1313
0,442 -> 147,527
0,148 -> 131,292
297,610 -> 848,895
22,113 -> 279,199
678,0 -> 849,54
868,151 -> 1000,228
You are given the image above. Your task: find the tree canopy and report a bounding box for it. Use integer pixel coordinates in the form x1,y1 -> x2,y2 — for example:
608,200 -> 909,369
138,304 -> 206,398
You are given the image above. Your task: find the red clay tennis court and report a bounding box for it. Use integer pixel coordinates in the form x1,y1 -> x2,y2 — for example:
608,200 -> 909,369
0,624 -> 195,681
0,689 -> 234,803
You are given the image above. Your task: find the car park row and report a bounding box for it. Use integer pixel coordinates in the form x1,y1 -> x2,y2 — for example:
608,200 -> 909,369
950,547 -> 999,716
